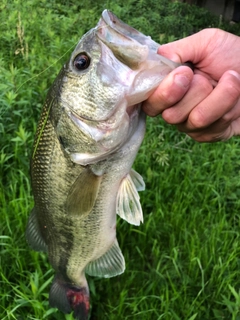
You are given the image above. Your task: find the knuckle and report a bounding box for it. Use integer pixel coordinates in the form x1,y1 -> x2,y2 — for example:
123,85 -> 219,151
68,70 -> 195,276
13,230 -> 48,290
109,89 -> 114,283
188,132 -> 213,143
162,109 -> 178,124
221,112 -> 232,123
194,74 -> 212,93
142,102 -> 159,117
223,77 -> 240,103
188,132 -> 204,142
189,108 -> 207,129
159,88 -> 177,105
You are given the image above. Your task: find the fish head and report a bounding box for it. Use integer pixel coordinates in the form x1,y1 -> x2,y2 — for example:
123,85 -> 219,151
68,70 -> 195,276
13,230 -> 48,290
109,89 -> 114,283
54,10 -> 178,165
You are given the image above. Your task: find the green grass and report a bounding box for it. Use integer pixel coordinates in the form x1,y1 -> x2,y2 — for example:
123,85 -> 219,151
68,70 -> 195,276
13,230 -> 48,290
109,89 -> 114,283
1,0 -> 240,319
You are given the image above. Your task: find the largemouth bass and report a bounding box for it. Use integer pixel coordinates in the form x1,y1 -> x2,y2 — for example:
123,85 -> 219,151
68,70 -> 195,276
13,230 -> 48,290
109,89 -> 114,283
26,10 -> 180,320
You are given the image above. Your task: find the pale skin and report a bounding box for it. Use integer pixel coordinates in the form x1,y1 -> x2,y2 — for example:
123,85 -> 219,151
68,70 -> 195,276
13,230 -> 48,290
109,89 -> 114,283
142,28 -> 240,142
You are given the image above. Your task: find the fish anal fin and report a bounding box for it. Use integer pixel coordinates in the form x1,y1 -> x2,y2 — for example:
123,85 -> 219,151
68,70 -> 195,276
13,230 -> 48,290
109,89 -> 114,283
66,168 -> 102,217
85,239 -> 125,278
116,171 -> 144,226
25,208 -> 47,252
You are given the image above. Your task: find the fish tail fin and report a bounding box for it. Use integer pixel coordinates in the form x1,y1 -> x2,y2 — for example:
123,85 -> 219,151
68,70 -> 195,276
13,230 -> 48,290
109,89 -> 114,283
49,274 -> 90,320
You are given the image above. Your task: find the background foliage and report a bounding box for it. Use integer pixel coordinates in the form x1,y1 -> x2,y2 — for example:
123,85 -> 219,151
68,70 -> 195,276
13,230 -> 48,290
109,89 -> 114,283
1,0 -> 240,319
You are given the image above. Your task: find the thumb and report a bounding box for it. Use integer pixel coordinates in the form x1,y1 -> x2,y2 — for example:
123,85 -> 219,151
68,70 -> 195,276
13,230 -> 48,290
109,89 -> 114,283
157,29 -> 213,64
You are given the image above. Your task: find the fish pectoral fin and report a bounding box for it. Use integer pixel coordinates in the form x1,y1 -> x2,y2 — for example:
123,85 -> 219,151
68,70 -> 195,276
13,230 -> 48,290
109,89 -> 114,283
116,170 -> 144,226
85,239 -> 125,278
25,208 -> 48,252
66,168 -> 102,217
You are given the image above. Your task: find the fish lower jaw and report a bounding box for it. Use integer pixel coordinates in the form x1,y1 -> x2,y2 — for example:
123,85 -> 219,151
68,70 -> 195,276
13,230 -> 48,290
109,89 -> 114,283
70,110 -> 127,137
70,112 -> 106,142
70,151 -> 109,166
70,144 -> 122,165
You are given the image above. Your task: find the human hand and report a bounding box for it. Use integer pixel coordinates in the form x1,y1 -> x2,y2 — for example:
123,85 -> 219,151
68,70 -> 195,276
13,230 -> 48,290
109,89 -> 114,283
143,28 -> 240,142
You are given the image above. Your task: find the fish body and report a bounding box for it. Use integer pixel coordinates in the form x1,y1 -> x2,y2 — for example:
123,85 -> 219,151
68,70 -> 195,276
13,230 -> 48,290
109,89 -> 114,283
26,10 -> 179,319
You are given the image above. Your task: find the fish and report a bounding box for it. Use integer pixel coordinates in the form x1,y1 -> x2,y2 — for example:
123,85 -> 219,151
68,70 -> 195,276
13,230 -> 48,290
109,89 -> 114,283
26,9 -> 181,320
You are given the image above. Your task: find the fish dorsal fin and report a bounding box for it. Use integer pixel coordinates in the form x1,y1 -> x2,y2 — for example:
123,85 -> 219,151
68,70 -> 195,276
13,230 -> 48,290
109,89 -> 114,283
66,168 -> 102,217
25,208 -> 48,252
130,168 -> 145,191
116,169 -> 144,226
85,239 -> 125,278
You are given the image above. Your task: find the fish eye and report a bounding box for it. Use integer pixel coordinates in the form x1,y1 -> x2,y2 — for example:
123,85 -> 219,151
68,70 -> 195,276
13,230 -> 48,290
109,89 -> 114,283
73,53 -> 91,71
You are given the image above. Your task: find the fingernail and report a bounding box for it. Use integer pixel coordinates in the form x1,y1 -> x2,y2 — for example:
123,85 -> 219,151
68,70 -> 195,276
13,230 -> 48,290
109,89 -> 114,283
174,74 -> 190,88
228,70 -> 240,81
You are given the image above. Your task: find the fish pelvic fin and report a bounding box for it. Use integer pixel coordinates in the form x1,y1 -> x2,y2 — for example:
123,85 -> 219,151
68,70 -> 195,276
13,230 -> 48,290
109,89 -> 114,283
49,275 -> 90,320
116,169 -> 145,226
25,208 -> 47,252
85,239 -> 125,278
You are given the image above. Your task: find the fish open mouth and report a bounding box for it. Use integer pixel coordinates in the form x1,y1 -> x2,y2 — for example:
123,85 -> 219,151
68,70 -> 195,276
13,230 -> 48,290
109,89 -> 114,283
100,10 -> 158,51
96,10 -> 180,71
96,11 -> 149,70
